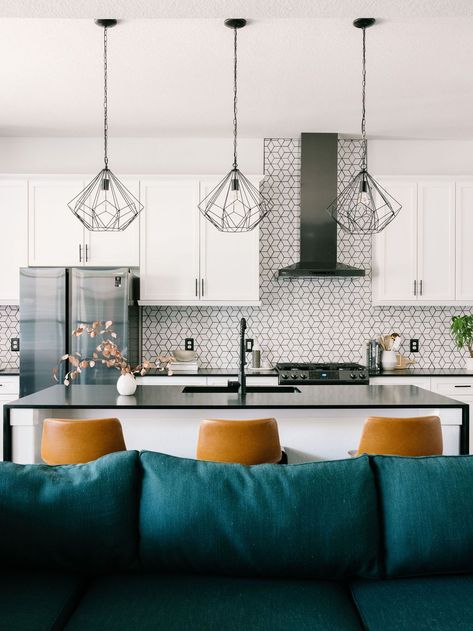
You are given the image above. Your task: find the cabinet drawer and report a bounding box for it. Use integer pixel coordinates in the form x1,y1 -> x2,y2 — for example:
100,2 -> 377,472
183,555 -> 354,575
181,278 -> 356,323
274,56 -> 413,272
370,376 -> 431,389
137,376 -> 207,386
430,378 -> 473,397
0,377 -> 19,395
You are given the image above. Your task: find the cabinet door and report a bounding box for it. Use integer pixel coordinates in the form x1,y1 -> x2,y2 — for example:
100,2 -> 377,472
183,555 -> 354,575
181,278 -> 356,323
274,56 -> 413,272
140,178 -> 200,302
372,180 -> 417,303
0,180 -> 27,303
456,182 -> 473,301
199,179 -> 260,304
29,179 -> 85,267
84,177 -> 140,267
417,181 -> 455,301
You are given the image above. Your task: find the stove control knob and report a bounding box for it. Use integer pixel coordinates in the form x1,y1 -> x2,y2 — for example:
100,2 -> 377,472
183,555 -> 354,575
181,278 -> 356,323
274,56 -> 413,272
350,374 -> 356,379
359,373 -> 366,379
300,373 -> 307,379
291,374 -> 298,379
281,374 -> 288,380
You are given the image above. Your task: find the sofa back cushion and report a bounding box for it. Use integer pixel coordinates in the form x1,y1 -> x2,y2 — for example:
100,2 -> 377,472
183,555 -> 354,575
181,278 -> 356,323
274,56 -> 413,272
139,451 -> 380,579
0,451 -> 140,572
373,455 -> 473,578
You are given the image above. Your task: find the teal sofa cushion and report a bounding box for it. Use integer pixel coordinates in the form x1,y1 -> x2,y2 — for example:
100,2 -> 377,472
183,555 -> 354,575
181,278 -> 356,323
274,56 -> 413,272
0,451 -> 139,572
65,573 -> 364,631
373,455 -> 473,577
351,575 -> 473,631
139,452 -> 380,579
0,570 -> 86,631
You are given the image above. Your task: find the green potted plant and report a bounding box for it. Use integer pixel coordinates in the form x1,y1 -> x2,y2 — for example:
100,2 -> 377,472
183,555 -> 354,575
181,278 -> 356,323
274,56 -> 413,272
451,315 -> 473,370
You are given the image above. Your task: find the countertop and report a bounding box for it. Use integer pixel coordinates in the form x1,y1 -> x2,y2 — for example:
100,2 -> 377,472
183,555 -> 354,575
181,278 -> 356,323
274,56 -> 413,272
144,368 -> 277,377
0,368 -> 19,376
371,368 -> 473,377
5,384 -> 467,410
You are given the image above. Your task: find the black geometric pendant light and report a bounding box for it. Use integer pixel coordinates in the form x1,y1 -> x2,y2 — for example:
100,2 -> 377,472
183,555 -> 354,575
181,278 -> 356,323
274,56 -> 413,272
68,19 -> 143,232
327,18 -> 401,234
198,19 -> 273,232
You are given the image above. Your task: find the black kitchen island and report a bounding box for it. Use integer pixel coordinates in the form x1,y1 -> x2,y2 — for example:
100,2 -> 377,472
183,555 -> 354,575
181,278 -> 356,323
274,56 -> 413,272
4,384 -> 469,463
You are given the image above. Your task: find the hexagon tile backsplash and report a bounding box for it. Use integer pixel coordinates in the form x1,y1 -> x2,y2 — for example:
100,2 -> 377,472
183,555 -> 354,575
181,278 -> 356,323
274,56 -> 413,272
142,138 -> 471,369
0,139 -> 470,371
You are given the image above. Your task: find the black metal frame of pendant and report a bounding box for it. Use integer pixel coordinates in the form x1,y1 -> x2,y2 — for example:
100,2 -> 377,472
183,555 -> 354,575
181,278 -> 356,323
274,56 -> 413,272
68,19 -> 143,232
198,18 -> 273,233
327,18 -> 401,234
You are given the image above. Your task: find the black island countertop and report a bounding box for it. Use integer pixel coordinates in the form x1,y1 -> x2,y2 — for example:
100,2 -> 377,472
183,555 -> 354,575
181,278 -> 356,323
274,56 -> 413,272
5,383 -> 468,410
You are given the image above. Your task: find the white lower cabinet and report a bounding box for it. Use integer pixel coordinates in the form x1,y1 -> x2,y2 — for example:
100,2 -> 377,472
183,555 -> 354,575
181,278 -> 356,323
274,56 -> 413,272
0,376 -> 20,461
137,375 -> 279,387
369,376 -> 431,389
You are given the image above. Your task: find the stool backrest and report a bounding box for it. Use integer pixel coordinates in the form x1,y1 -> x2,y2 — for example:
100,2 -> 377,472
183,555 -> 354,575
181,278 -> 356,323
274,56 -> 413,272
357,415 -> 443,456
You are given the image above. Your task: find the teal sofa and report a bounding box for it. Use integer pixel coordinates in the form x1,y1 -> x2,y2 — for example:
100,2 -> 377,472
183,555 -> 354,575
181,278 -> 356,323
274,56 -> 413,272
1,450 -> 473,630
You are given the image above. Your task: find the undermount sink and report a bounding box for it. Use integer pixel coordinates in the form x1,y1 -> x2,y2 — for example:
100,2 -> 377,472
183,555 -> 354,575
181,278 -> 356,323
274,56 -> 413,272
182,385 -> 300,394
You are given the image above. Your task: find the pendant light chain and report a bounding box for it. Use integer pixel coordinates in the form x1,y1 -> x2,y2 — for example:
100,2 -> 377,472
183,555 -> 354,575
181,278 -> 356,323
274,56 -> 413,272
232,27 -> 238,170
103,25 -> 109,169
361,26 -> 367,170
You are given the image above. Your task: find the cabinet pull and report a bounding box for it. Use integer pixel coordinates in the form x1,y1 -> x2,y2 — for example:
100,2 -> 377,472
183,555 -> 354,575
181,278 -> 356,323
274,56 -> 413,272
85,244 -> 89,262
419,279 -> 423,296
195,278 -> 198,297
455,385 -> 472,388
79,244 -> 82,262
413,280 -> 417,296
201,278 -> 205,297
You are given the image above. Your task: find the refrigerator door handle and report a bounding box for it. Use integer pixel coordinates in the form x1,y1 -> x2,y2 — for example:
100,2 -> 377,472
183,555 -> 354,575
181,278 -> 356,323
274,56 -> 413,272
85,244 -> 89,263
79,244 -> 82,263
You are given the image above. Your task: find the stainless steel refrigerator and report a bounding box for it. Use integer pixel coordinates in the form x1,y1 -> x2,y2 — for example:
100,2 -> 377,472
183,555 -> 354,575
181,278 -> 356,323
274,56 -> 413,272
20,268 -> 140,396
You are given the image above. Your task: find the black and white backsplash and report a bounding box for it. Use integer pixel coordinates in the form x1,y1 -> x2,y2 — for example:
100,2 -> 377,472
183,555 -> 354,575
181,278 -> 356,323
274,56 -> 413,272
0,138 -> 470,370
142,138 -> 469,369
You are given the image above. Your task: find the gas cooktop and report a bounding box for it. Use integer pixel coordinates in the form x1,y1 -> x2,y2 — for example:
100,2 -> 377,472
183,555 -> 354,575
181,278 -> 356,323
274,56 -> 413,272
275,362 -> 369,385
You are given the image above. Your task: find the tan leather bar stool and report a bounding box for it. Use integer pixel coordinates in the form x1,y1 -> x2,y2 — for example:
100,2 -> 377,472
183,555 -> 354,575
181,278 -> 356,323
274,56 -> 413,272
197,418 -> 284,464
355,415 -> 443,457
41,418 -> 126,465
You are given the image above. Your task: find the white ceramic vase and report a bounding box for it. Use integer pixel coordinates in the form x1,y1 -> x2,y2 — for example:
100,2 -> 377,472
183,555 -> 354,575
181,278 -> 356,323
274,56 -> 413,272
466,357 -> 473,371
116,373 -> 137,396
381,350 -> 397,371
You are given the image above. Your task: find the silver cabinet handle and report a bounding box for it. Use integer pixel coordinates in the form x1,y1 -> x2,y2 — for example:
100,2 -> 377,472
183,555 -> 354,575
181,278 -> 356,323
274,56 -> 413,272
419,279 -> 423,296
195,278 -> 198,297
201,278 -> 205,297
79,244 -> 82,262
413,280 -> 417,296
85,244 -> 89,263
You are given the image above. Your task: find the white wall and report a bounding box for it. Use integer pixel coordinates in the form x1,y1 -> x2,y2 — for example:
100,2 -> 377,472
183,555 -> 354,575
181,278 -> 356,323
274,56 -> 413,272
0,137 -> 264,174
369,139 -> 473,175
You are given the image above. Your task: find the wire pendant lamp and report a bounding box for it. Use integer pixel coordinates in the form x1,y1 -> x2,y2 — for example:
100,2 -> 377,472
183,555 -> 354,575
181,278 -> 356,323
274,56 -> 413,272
68,19 -> 143,232
327,18 -> 401,234
198,18 -> 273,232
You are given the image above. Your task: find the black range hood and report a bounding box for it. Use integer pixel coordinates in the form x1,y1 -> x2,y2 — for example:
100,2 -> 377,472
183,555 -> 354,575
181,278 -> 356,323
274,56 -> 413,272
278,133 -> 365,277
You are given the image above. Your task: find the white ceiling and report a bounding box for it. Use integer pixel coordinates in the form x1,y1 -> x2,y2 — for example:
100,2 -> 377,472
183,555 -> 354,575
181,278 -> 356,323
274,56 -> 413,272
0,11 -> 473,138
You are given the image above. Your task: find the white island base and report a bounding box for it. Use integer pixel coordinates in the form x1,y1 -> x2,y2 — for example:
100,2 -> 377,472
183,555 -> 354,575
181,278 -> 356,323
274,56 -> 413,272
9,405 -> 464,465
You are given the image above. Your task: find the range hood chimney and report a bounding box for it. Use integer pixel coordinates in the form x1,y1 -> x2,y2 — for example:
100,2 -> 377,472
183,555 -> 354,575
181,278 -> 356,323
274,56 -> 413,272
278,133 -> 365,277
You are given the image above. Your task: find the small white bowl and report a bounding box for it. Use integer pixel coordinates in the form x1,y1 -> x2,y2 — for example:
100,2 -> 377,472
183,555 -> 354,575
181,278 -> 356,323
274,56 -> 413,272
173,350 -> 197,363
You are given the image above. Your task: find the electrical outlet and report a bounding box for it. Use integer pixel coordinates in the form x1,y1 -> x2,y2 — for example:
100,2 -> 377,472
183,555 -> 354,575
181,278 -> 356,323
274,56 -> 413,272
409,339 -> 419,353
184,338 -> 194,351
10,338 -> 19,352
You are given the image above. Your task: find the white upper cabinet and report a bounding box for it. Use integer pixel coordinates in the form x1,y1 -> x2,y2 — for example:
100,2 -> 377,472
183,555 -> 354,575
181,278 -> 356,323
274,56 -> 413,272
199,178 -> 260,304
28,178 -> 85,267
456,182 -> 473,302
28,177 -> 140,268
83,177 -> 140,268
0,180 -> 28,303
139,176 -> 260,305
140,178 -> 200,303
417,181 -> 455,301
373,177 -> 469,305
372,180 -> 417,302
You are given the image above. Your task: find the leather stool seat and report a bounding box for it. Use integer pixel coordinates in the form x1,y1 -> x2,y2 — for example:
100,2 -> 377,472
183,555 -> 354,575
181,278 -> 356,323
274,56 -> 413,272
197,418 -> 283,465
41,417 -> 126,465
